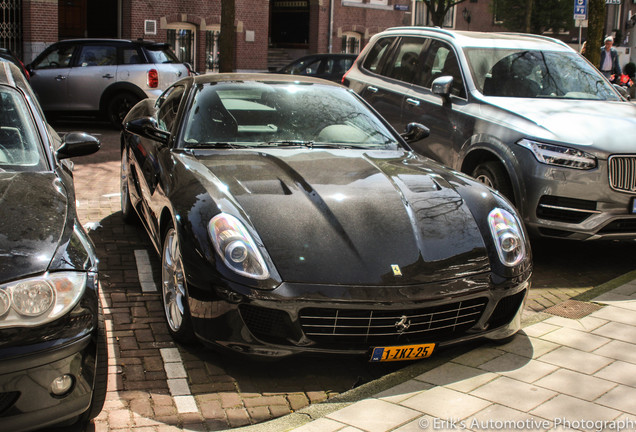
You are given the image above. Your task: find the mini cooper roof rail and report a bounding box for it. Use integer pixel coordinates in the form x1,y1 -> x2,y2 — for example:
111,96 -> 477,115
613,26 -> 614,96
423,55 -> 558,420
499,32 -> 570,48
386,26 -> 457,39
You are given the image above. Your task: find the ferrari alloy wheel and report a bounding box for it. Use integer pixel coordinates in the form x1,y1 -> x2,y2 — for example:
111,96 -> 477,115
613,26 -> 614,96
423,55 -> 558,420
161,226 -> 195,343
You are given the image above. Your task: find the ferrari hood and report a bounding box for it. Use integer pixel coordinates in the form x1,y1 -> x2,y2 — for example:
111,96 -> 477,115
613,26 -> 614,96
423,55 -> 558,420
0,173 -> 68,282
192,149 -> 490,286
485,98 -> 636,154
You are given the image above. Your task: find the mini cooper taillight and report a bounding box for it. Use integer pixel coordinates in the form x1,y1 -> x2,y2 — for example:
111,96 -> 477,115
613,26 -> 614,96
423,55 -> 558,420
147,69 -> 159,88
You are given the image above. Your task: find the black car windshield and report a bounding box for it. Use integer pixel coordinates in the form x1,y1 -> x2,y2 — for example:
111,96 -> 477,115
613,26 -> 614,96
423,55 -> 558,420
181,81 -> 400,149
0,86 -> 46,171
464,48 -> 621,100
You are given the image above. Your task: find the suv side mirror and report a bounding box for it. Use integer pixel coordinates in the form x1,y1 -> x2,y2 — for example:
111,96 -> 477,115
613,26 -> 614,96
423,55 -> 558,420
401,122 -> 430,143
124,116 -> 170,144
57,132 -> 100,160
432,76 -> 454,97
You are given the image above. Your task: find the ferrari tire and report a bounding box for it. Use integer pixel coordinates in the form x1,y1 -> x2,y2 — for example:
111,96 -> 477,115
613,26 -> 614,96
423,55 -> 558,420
161,226 -> 196,344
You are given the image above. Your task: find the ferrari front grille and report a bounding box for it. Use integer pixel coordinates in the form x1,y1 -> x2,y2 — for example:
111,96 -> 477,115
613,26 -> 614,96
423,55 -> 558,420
299,298 -> 487,347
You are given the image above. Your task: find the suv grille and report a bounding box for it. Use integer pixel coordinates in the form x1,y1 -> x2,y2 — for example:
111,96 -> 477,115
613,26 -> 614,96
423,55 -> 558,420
609,156 -> 636,193
299,298 -> 487,348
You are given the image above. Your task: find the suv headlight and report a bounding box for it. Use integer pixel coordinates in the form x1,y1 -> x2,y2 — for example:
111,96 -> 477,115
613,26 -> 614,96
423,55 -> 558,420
0,272 -> 87,328
209,213 -> 270,280
488,208 -> 526,267
517,139 -> 597,170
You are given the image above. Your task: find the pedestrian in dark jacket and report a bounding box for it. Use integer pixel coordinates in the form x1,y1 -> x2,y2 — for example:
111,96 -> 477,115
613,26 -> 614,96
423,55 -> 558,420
599,36 -> 621,81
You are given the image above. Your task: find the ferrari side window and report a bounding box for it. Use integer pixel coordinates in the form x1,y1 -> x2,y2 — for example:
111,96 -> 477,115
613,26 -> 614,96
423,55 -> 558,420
157,85 -> 185,132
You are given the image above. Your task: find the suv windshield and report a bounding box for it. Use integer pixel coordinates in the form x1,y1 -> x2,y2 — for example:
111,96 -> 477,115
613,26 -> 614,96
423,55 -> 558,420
0,87 -> 46,171
182,82 -> 400,149
145,46 -> 181,64
465,48 -> 621,100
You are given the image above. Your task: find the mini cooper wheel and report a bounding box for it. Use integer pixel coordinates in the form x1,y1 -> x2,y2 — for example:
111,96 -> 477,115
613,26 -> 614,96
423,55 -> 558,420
472,161 -> 514,203
107,92 -> 140,129
120,150 -> 137,223
161,226 -> 196,343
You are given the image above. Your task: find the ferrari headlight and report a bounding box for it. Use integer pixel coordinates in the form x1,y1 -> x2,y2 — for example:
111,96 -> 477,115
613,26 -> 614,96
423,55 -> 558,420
209,213 -> 270,280
488,208 -> 526,267
0,272 -> 87,328
517,139 -> 597,170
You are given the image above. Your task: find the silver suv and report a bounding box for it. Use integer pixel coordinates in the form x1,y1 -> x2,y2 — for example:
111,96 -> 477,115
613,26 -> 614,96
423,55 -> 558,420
345,27 -> 636,241
27,39 -> 190,127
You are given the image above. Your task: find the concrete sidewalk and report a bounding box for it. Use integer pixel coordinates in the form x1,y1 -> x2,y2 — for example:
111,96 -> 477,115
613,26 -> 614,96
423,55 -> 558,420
241,275 -> 636,432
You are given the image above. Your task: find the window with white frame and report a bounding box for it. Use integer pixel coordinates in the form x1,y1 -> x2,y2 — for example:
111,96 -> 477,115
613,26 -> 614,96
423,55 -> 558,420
341,32 -> 362,54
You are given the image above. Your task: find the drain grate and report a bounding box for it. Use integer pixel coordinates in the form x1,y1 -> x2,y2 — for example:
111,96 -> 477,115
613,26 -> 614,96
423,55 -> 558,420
543,299 -> 603,319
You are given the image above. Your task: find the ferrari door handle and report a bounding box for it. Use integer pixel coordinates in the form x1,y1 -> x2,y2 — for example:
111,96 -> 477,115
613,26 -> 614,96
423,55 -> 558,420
102,74 -> 115,79
55,75 -> 67,81
406,98 -> 421,106
367,86 -> 378,93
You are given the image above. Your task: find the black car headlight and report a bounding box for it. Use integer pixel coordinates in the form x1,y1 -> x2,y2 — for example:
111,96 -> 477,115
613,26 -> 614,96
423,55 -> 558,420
488,208 -> 526,267
517,138 -> 597,170
209,213 -> 270,280
0,272 -> 87,328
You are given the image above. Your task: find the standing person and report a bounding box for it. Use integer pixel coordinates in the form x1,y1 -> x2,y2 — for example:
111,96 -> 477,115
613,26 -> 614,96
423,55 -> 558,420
599,36 -> 621,81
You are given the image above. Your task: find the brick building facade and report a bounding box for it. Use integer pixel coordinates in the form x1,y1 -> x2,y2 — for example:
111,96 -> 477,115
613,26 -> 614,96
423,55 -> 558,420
19,0 -> 422,72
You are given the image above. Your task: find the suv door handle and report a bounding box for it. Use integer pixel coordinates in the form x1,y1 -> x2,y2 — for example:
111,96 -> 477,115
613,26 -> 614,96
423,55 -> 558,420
367,86 -> 378,93
55,75 -> 67,81
406,98 -> 421,106
102,74 -> 115,79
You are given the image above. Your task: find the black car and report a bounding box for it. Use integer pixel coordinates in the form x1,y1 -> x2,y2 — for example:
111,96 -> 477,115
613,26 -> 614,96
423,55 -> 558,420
121,73 -> 532,361
345,27 -> 636,241
0,61 -> 105,431
277,53 -> 357,82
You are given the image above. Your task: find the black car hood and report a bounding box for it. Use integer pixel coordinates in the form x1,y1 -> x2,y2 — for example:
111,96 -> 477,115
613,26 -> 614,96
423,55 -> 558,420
0,172 -> 67,282
188,149 -> 490,286
484,98 -> 636,154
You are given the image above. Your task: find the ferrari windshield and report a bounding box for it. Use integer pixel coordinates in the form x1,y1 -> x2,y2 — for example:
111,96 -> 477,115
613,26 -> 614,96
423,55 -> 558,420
0,86 -> 47,171
182,81 -> 400,149
464,48 -> 621,100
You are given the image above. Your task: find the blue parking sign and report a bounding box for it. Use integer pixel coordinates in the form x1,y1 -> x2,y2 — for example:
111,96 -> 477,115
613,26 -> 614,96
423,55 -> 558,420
574,0 -> 587,19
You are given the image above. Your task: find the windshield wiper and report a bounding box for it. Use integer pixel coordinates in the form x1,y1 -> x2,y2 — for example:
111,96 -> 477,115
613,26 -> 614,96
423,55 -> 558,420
265,140 -> 377,149
265,140 -> 315,148
184,142 -> 240,149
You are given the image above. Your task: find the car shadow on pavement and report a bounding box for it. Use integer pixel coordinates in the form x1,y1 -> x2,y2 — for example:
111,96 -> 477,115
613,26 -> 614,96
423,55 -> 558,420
77,211 -> 411,430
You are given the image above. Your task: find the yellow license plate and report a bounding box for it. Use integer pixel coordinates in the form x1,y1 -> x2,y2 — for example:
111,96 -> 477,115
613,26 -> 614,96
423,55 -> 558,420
370,343 -> 435,362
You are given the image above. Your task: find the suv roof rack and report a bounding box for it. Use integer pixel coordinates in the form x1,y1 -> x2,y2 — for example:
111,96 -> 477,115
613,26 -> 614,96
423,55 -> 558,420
386,26 -> 457,39
499,32 -> 570,48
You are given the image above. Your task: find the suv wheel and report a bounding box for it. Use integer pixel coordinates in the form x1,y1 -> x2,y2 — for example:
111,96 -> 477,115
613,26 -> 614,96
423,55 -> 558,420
107,92 -> 140,128
472,161 -> 514,203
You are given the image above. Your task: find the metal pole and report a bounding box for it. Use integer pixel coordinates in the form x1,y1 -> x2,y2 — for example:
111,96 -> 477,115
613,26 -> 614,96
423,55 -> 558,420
328,0 -> 334,53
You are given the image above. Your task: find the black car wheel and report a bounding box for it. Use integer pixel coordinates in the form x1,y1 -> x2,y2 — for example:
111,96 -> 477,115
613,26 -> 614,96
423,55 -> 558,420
107,92 -> 140,129
472,161 -> 514,203
161,226 -> 196,343
120,150 -> 137,223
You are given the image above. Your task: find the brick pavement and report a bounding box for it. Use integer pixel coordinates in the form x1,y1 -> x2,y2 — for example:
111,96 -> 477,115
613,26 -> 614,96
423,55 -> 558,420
285,281 -> 636,432
59,124 -> 636,432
